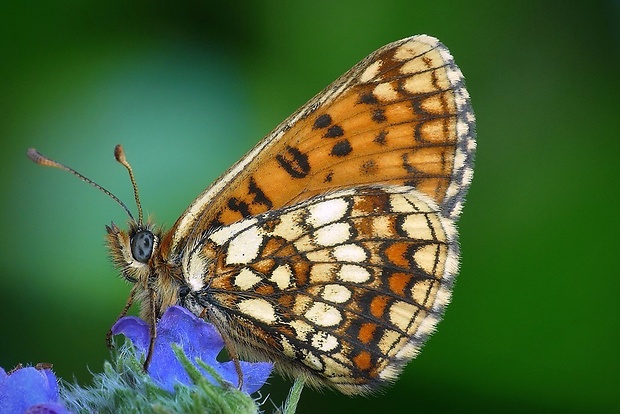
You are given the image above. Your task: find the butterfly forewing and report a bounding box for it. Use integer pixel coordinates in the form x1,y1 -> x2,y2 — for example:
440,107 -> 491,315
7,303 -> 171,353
162,35 -> 475,257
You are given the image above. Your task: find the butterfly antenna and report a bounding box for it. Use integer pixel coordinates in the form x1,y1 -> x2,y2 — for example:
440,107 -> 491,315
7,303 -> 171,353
27,147 -> 136,222
114,145 -> 144,227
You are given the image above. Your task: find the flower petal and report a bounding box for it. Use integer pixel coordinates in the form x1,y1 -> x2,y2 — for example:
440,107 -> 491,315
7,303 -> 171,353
0,367 -> 62,413
113,306 -> 273,394
237,361 -> 274,394
111,316 -> 150,351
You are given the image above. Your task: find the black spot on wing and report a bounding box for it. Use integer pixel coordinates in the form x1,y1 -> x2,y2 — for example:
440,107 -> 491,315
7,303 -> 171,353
248,177 -> 273,209
313,114 -> 332,129
331,140 -> 352,157
276,146 -> 311,178
228,197 -> 251,217
324,125 -> 344,138
359,92 -> 378,105
374,130 -> 387,145
372,109 -> 387,123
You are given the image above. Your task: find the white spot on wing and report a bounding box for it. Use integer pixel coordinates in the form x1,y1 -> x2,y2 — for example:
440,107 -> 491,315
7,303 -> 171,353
389,194 -> 416,213
314,222 -> 351,246
238,298 -> 277,324
401,214 -> 433,239
377,330 -> 401,357
373,82 -> 398,101
454,147 -> 467,170
271,210 -> 305,240
413,244 -> 442,275
234,267 -> 262,290
389,301 -> 416,331
305,302 -> 342,327
403,73 -> 436,94
311,331 -> 338,352
308,198 -> 349,227
338,264 -> 371,283
225,225 -> 263,265
290,319 -> 314,341
209,218 -> 257,246
359,60 -> 382,83
321,284 -> 352,303
270,264 -> 293,289
333,243 -> 367,262
394,37 -> 436,61
184,252 -> 207,291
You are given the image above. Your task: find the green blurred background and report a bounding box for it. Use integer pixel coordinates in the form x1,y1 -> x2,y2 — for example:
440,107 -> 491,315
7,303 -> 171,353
1,1 -> 618,412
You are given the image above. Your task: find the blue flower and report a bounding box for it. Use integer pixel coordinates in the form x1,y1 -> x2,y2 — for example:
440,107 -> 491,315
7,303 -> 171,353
0,365 -> 71,414
111,305 -> 273,395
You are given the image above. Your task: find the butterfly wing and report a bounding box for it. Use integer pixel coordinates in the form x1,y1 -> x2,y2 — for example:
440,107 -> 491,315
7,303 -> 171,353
181,185 -> 458,394
161,35 -> 475,257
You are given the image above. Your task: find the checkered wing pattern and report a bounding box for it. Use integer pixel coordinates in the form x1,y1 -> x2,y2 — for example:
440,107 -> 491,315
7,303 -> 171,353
181,185 -> 459,394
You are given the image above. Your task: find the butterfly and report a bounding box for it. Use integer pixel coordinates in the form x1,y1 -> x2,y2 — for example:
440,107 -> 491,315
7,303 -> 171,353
28,35 -> 476,395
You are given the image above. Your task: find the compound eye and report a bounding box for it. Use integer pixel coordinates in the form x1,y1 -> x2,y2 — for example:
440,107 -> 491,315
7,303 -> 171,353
130,230 -> 154,263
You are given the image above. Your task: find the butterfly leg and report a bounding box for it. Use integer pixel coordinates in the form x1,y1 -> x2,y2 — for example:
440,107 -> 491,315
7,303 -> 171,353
200,306 -> 245,390
107,285 -> 137,349
143,286 -> 158,371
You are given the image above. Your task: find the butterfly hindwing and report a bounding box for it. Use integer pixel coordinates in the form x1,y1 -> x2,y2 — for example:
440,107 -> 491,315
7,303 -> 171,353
179,185 -> 458,394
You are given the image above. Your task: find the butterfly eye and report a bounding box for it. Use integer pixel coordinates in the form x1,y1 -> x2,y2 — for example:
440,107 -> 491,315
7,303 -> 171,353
130,230 -> 154,263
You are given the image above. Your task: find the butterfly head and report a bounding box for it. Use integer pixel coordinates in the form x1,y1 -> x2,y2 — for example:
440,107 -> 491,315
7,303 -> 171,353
106,220 -> 160,284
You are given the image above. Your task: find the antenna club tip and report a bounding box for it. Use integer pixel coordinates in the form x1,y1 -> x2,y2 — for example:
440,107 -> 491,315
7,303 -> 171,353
114,144 -> 127,163
26,148 -> 40,161
26,148 -> 57,167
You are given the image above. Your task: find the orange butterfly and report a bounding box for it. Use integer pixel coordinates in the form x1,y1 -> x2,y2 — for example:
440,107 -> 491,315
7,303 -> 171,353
29,35 -> 475,395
